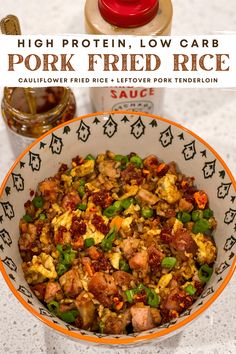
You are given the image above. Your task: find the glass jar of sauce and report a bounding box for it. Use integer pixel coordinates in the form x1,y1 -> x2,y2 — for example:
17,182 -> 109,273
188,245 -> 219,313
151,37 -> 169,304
85,0 -> 173,114
1,87 -> 76,156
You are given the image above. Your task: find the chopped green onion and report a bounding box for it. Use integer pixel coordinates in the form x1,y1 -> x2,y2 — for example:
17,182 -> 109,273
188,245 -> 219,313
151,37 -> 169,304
192,219 -> 210,234
198,264 -> 213,283
57,263 -> 68,277
98,321 -> 105,334
39,213 -> 46,220
147,289 -> 160,308
161,257 -> 177,269
85,238 -> 95,248
191,210 -> 203,222
115,155 -> 129,164
141,207 -> 154,218
177,211 -> 191,223
103,205 -> 117,218
184,284 -> 197,296
77,203 -> 87,211
121,198 -> 135,210
130,155 -> 143,168
113,200 -> 123,212
101,227 -> 116,252
203,208 -> 213,219
78,186 -> 85,198
125,289 -> 135,303
56,244 -> 77,276
79,179 -> 86,186
23,214 -> 33,222
32,196 -> 44,209
119,259 -> 130,272
59,310 -> 79,323
85,154 -> 95,161
47,301 -> 60,315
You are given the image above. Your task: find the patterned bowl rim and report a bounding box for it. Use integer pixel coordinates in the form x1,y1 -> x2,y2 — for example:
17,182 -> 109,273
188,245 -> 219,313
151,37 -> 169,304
0,111 -> 235,345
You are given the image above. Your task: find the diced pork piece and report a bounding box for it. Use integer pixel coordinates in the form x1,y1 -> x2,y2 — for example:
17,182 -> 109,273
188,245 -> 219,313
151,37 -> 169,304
31,283 -> 46,301
130,305 -> 156,332
113,271 -> 134,288
129,250 -> 148,275
98,160 -> 120,179
62,191 -> 81,210
39,178 -> 59,201
162,288 -> 192,313
121,238 -> 140,259
59,268 -> 83,298
75,291 -> 96,329
179,198 -> 194,212
19,224 -> 37,251
137,189 -> 158,205
44,281 -> 62,303
88,272 -> 117,307
104,311 -> 131,334
86,246 -> 101,260
171,228 -> 198,257
147,245 -> 164,272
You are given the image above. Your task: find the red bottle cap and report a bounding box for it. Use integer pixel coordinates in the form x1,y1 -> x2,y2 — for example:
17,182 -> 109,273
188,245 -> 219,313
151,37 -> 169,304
98,0 -> 159,28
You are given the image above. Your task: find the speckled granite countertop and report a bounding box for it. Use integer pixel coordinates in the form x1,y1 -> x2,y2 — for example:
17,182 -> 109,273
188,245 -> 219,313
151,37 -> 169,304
0,0 -> 235,353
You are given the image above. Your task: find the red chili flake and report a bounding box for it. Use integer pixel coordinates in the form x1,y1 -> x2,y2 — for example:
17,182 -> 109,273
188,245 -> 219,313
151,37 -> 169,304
30,190 -> 35,197
72,155 -> 84,166
133,290 -> 147,304
144,155 -> 159,170
92,214 -> 109,235
92,190 -> 112,209
58,163 -> 68,173
93,256 -> 111,272
148,245 -> 164,272
24,200 -> 32,209
194,281 -> 204,296
121,164 -> 143,185
156,163 -> 169,177
71,217 -> 86,236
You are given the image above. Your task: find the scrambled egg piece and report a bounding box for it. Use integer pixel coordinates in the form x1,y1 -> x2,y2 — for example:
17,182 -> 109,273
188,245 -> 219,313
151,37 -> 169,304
123,203 -> 140,216
192,233 -> 217,264
52,209 -> 81,231
157,274 -> 173,289
120,217 -> 133,233
61,174 -> 73,186
70,160 -> 95,177
119,185 -> 139,200
25,253 -> 57,284
179,258 -> 197,279
51,203 -> 62,214
172,218 -> 183,233
85,182 -> 100,193
156,174 -> 182,204
83,221 -> 105,245
40,224 -> 51,245
109,252 -> 121,270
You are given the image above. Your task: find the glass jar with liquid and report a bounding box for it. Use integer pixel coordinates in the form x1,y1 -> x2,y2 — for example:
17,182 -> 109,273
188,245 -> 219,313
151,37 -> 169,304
1,87 -> 76,156
84,0 -> 173,114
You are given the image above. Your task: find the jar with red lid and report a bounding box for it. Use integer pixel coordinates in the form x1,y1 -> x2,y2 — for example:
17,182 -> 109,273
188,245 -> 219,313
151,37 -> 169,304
85,0 -> 173,114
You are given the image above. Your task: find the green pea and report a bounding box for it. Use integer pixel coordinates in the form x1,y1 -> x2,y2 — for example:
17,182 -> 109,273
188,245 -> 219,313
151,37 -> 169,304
47,301 -> 59,315
23,214 -> 33,223
141,207 -> 154,218
119,259 -> 130,272
121,198 -> 135,210
191,210 -> 203,222
192,219 -> 210,234
59,310 -> 79,323
203,208 -> 213,219
114,155 -> 129,164
32,196 -> 44,209
130,155 -> 143,168
113,200 -> 123,212
177,211 -> 191,223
